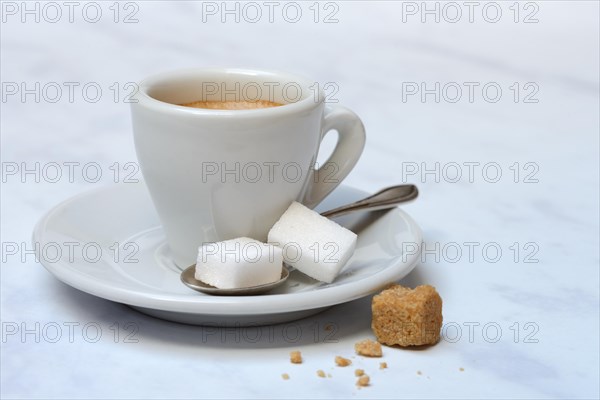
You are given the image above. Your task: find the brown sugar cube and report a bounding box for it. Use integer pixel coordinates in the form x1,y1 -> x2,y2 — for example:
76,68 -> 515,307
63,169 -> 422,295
356,375 -> 370,387
371,284 -> 442,346
355,369 -> 365,377
335,356 -> 352,367
290,351 -> 302,364
354,339 -> 383,357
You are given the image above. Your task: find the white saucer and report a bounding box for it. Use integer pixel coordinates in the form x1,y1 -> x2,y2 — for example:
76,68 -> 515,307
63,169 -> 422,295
33,183 -> 422,326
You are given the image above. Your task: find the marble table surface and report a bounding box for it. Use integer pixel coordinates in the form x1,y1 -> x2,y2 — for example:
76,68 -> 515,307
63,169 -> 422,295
1,1 -> 598,398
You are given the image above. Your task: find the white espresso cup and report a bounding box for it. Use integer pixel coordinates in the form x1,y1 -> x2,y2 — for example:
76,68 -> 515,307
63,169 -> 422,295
131,68 -> 366,267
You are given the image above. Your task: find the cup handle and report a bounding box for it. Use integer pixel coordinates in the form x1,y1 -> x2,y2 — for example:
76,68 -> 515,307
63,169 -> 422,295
302,106 -> 366,209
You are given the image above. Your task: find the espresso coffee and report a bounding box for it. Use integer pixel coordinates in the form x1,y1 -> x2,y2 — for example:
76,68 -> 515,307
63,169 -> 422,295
181,100 -> 283,110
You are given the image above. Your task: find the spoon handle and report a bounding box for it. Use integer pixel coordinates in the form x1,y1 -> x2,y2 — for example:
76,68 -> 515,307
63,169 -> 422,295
320,184 -> 418,219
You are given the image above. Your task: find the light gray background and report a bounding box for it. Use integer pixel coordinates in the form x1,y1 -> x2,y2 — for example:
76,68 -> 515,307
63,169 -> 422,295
1,1 -> 599,398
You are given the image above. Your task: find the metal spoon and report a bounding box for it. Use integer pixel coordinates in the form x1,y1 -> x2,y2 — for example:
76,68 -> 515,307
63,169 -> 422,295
181,184 -> 418,296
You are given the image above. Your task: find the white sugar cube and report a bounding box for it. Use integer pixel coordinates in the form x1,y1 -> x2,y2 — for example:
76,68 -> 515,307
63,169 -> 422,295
195,237 -> 283,289
267,202 -> 357,283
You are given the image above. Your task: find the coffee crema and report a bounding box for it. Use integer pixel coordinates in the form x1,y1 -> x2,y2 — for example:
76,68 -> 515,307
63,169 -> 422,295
180,100 -> 283,110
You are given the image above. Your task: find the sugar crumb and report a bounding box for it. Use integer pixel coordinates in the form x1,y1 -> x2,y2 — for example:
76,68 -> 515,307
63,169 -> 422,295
317,370 -> 326,378
282,373 -> 289,380
459,367 -> 465,372
335,355 -> 352,367
356,375 -> 370,387
355,369 -> 365,377
290,351 -> 302,364
417,370 -> 422,375
380,362 -> 387,370
354,339 -> 383,357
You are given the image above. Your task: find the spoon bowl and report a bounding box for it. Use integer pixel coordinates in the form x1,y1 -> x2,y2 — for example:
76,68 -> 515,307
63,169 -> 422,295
181,264 -> 290,296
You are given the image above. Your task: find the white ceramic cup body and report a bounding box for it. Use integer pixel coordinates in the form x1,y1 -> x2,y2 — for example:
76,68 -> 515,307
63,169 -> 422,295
131,68 -> 365,267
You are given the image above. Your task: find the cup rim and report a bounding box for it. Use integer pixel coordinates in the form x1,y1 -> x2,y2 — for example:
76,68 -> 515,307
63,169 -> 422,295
134,67 -> 324,118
